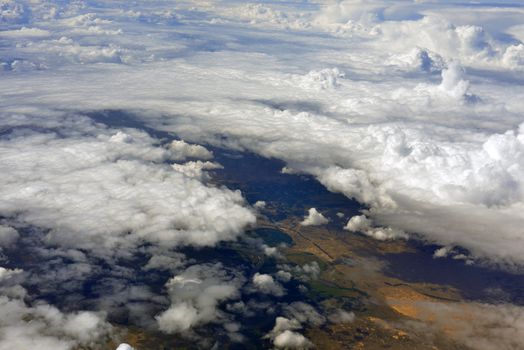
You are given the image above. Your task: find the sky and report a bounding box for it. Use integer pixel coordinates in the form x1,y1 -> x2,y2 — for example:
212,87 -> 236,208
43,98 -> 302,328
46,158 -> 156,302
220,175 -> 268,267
1,0 -> 524,349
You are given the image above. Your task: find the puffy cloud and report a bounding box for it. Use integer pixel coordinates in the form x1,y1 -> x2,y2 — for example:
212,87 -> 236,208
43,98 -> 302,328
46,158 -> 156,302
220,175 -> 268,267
433,246 -> 451,258
116,344 -> 135,350
0,5 -> 523,343
0,117 -> 255,256
345,215 -> 408,241
156,263 -> 244,333
265,316 -> 313,349
278,262 -> 321,281
0,267 -> 22,282
143,253 -> 186,272
252,273 -> 285,297
169,140 -> 213,161
300,208 -> 329,226
273,330 -> 313,349
171,160 -> 223,181
0,111 -> 256,343
437,62 -> 471,99
0,296 -> 110,350
275,270 -> 292,283
344,215 -> 372,232
328,309 -> 355,323
294,68 -> 345,91
0,225 -> 18,247
283,302 -> 326,327
262,244 -> 279,257
254,200 -> 266,209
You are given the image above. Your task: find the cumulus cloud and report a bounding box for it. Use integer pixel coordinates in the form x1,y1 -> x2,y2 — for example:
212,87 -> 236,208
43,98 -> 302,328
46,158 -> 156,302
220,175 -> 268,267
1,1 -> 524,266
278,262 -> 321,282
283,302 -> 326,327
169,140 -> 213,161
251,273 -> 285,297
171,160 -> 223,181
0,267 -> 22,282
265,316 -> 313,350
294,68 -> 345,91
345,215 -> 408,241
0,116 -> 255,255
263,301 -> 324,349
1,3 -> 524,347
156,263 -> 244,334
273,330 -> 313,349
254,200 -> 266,209
0,111 -> 257,344
0,296 -> 110,350
328,309 -> 355,324
116,344 -> 135,350
300,208 -> 329,226
0,225 -> 19,247
437,62 -> 471,100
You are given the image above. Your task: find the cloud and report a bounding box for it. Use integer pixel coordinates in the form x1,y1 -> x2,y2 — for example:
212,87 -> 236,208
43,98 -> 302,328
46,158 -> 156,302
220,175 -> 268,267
253,200 -> 266,209
251,273 -> 286,297
156,263 -> 244,334
300,208 -> 329,226
265,316 -> 313,349
0,267 -> 23,282
0,116 -> 255,256
276,270 -> 292,283
0,295 -> 110,350
437,62 -> 471,100
0,112 -> 256,343
278,262 -> 321,281
116,344 -> 135,350
294,68 -> 345,91
0,225 -> 19,247
328,309 -> 355,323
171,160 -> 223,181
1,2 -> 524,346
273,330 -> 313,349
169,140 -> 213,161
345,215 -> 408,241
283,302 -> 326,327
397,301 -> 524,350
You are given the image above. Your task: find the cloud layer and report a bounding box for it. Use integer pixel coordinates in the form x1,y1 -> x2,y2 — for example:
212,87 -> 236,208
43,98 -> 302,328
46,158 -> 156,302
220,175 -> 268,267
2,0 -> 524,348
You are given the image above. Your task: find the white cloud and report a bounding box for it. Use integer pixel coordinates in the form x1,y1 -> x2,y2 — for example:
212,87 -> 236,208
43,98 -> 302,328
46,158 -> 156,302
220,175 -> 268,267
273,330 -> 313,349
437,62 -> 471,99
276,270 -> 292,283
169,140 -> 213,161
328,309 -> 355,323
283,302 -> 325,327
265,316 -> 313,349
433,246 -> 451,258
252,273 -> 285,297
254,200 -> 266,209
171,160 -> 223,181
278,262 -> 321,282
1,3 -> 524,345
0,117 -> 255,256
116,344 -> 135,350
156,263 -> 243,333
0,267 -> 22,282
300,208 -> 329,226
0,296 -> 110,350
345,215 -> 408,241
